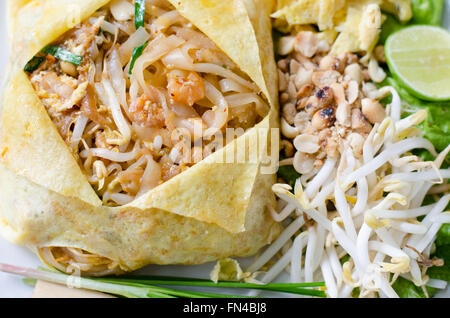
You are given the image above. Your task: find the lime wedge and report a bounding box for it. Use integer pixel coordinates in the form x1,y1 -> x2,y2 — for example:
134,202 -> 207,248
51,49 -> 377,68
385,25 -> 450,101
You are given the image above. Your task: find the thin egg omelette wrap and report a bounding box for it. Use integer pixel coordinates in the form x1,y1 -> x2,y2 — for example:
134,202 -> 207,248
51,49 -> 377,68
0,0 -> 280,275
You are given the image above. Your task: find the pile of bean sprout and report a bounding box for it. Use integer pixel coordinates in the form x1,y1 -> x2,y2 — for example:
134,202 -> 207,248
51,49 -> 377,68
248,87 -> 450,298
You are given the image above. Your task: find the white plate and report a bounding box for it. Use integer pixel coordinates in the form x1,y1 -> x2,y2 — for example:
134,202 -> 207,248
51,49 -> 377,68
0,1 -> 449,298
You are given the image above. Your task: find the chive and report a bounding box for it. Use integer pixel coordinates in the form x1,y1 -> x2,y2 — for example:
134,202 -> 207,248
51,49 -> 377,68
106,280 -> 255,298
97,276 -> 327,297
41,45 -> 83,66
106,275 -> 326,288
129,42 -> 148,75
24,56 -> 45,73
1,263 -> 327,298
134,0 -> 146,30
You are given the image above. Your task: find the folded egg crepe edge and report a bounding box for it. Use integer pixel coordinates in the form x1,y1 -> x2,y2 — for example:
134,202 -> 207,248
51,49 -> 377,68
0,0 -> 280,272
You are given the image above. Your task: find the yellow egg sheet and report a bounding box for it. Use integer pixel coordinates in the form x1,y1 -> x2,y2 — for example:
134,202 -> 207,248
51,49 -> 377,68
0,0 -> 280,273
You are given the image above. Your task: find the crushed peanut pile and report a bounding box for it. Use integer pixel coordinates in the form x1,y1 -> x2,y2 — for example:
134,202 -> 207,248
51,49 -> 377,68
278,31 -> 389,176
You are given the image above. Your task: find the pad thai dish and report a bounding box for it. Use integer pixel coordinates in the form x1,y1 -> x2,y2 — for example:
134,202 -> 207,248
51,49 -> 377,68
0,0 -> 449,299
0,0 -> 280,276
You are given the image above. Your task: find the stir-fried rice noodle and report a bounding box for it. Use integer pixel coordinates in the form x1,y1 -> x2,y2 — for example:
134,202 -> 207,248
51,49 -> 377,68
255,86 -> 449,297
38,247 -> 122,276
27,0 -> 267,206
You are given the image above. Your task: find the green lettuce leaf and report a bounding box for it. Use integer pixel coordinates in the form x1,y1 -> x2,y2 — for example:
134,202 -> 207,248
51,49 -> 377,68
436,224 -> 450,246
428,244 -> 450,281
410,0 -> 444,25
392,277 -> 437,298
381,77 -> 450,154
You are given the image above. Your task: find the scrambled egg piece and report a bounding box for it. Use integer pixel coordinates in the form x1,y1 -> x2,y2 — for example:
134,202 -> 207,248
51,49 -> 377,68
272,0 -> 346,31
332,1 -> 385,55
272,0 -> 412,54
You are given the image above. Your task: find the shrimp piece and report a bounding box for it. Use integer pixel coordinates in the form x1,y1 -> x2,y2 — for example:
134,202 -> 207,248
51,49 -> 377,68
129,94 -> 165,128
117,168 -> 144,195
95,131 -> 114,150
167,71 -> 205,106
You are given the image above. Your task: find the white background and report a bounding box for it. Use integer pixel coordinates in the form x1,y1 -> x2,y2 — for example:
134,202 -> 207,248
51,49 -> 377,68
0,0 -> 449,298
